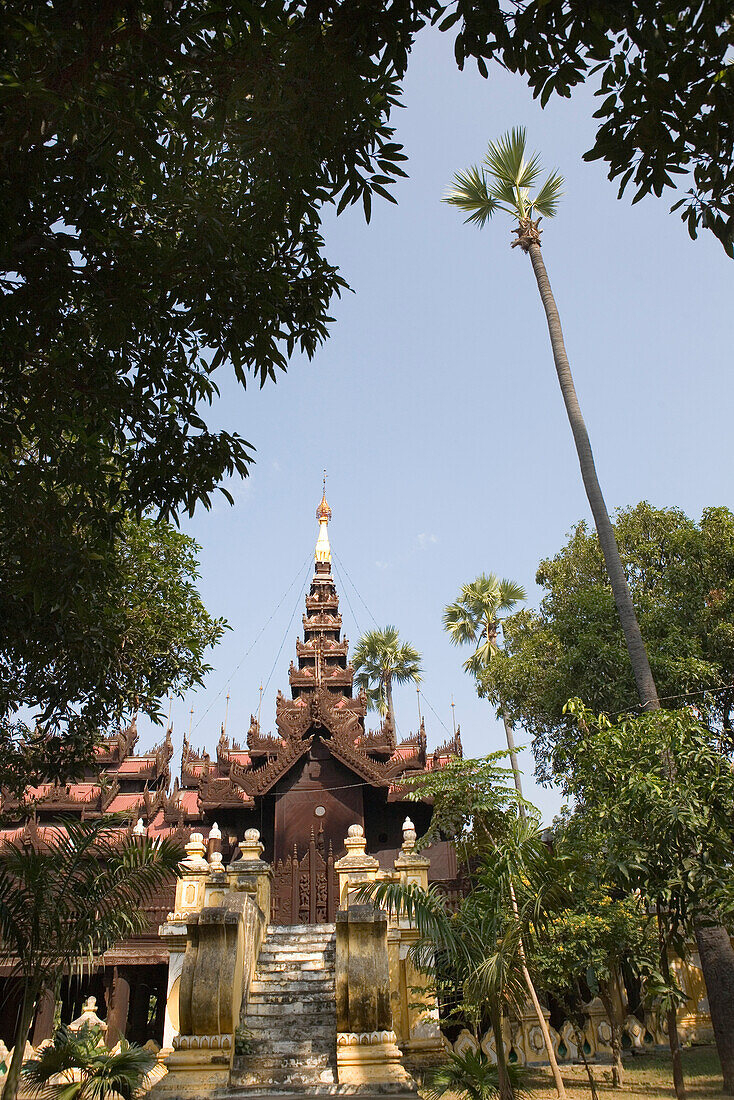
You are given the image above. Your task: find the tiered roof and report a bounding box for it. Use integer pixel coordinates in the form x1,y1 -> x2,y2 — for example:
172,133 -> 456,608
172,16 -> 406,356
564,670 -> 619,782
0,721 -> 174,824
0,492 -> 461,833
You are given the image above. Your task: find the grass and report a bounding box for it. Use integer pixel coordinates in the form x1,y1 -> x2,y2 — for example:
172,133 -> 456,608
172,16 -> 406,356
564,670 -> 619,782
421,1046 -> 725,1100
522,1046 -> 723,1099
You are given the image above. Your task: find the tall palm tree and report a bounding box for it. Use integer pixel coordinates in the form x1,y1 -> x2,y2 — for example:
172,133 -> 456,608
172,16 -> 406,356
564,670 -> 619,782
352,626 -> 422,725
443,129 -> 660,715
443,574 -> 527,799
443,131 -> 734,1098
0,817 -> 181,1100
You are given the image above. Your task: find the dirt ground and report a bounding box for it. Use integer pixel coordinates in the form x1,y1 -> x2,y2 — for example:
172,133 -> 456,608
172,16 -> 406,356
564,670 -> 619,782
522,1047 -> 723,1099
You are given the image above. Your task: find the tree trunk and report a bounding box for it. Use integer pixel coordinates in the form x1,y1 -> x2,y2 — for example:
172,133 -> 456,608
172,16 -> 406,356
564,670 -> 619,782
489,998 -> 514,1100
2,989 -> 36,1100
695,924 -> 734,1095
571,1020 -> 600,1100
526,241 -> 660,713
658,916 -> 686,1100
385,675 -> 394,726
599,979 -> 625,1087
500,704 -> 524,803
508,881 -> 568,1099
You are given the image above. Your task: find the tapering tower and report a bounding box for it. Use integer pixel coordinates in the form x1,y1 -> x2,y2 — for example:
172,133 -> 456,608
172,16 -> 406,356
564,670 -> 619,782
289,490 -> 354,698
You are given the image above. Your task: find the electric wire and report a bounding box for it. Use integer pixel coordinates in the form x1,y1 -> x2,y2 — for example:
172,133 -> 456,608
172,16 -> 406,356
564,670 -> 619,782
331,556 -> 362,638
190,551 -> 312,735
332,547 -> 454,738
261,560 -> 313,698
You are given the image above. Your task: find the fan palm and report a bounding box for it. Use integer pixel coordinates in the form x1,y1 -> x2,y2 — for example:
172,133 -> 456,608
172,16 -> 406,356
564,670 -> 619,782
360,810 -> 573,1100
352,626 -> 422,723
358,878 -> 523,1100
443,574 -> 527,799
0,817 -> 181,1100
21,1024 -> 154,1100
425,1048 -> 529,1100
444,129 -> 660,715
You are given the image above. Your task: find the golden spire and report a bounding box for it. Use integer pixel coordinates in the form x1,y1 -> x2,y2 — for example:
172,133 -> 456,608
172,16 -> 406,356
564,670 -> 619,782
315,472 -> 332,564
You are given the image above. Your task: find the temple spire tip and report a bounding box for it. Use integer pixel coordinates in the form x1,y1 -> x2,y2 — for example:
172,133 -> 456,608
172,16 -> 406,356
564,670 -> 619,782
315,477 -> 332,564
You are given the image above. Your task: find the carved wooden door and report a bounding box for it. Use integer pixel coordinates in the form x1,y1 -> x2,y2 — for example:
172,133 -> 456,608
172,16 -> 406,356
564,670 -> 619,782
271,834 -> 338,925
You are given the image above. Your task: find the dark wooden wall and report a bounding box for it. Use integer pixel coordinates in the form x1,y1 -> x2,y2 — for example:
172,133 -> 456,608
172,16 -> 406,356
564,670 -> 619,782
272,737 -> 364,863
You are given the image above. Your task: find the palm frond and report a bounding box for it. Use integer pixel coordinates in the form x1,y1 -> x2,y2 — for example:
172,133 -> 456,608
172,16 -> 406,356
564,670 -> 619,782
531,169 -> 564,219
484,128 -> 528,186
425,1048 -> 529,1100
445,574 -> 525,680
497,579 -> 527,609
1,818 -> 181,1028
446,128 -> 564,230
443,166 -> 500,227
22,1028 -> 154,1100
443,601 -> 480,647
352,626 -> 422,712
487,178 -> 519,209
353,880 -> 471,973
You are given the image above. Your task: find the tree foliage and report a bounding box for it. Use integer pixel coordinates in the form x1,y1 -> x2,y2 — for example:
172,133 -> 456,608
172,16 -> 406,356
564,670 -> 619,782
425,1047 -> 529,1100
403,753 -> 528,855
528,878 -> 655,1021
0,0 -> 415,667
444,573 -> 527,686
0,817 -> 181,1100
352,625 -> 422,717
0,0 -> 413,519
443,1 -> 733,255
484,504 -> 734,783
0,515 -> 225,793
563,701 -> 734,935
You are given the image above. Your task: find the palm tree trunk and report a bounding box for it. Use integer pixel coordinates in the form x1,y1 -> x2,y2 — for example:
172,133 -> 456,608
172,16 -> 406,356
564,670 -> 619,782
489,998 -> 514,1100
526,242 -> 659,712
694,925 -> 734,1095
2,988 -> 36,1100
386,675 -> 394,727
508,880 -> 568,1099
527,237 -> 734,1093
500,704 -> 524,803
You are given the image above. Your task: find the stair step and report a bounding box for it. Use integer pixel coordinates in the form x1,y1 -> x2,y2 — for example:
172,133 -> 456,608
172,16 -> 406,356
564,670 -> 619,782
250,984 -> 334,998
266,924 -> 336,932
236,923 -> 338,1093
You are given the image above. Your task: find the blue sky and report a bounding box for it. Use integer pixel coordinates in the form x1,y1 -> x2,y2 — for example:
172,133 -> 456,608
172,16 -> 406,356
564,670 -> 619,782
137,26 -> 734,824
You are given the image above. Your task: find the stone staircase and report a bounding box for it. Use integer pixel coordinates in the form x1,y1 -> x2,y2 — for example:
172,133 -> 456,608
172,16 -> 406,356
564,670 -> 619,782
230,923 -> 338,1094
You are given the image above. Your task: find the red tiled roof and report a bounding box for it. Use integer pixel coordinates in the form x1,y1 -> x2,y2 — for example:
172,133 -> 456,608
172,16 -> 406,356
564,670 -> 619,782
105,793 -> 146,812
117,758 -> 154,774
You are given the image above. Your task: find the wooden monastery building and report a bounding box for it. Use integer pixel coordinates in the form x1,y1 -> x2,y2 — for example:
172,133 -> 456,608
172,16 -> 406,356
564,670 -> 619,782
0,493 -> 462,1051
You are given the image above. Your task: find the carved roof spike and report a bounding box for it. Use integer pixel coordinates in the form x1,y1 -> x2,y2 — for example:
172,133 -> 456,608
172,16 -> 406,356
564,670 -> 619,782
382,710 -> 397,750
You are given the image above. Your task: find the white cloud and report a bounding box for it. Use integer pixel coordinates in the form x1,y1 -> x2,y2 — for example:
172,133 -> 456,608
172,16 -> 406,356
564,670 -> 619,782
417,532 -> 438,549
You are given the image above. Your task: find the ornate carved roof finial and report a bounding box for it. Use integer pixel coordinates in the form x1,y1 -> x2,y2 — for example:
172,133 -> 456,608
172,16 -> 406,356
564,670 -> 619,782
315,476 -> 332,564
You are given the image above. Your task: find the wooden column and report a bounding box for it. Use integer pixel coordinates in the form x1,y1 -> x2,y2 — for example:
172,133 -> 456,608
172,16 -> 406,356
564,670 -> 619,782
105,967 -> 130,1047
31,989 -> 56,1046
